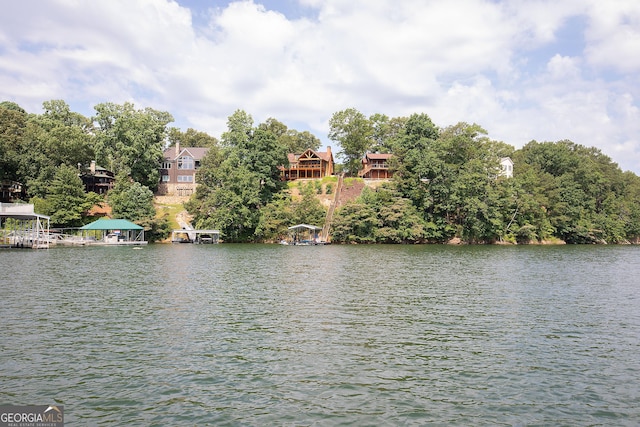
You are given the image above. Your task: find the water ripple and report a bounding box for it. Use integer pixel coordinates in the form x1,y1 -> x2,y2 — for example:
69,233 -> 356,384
1,245 -> 639,425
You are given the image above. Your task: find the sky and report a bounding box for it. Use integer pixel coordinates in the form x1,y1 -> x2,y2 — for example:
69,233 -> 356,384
1,0 -> 639,173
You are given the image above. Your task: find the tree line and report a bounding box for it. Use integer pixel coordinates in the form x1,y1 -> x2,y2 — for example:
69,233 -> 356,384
2,100 -> 640,244
0,100 -> 190,240
329,110 -> 640,244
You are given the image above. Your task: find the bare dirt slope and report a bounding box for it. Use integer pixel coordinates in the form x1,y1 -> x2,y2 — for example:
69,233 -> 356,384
336,180 -> 366,207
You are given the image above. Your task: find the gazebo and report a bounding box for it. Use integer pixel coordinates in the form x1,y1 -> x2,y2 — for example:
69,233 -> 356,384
80,218 -> 147,245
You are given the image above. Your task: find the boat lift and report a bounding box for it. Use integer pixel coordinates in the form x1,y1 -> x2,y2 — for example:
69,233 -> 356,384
0,203 -> 50,249
285,224 -> 326,245
171,229 -> 220,244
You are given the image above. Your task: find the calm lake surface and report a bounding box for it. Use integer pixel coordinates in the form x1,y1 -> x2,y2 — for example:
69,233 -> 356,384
1,244 -> 639,426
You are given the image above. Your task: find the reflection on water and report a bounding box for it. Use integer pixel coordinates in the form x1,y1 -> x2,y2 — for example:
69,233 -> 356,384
1,244 -> 639,425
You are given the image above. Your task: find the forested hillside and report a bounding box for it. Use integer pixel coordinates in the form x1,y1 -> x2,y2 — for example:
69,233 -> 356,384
2,100 -> 640,244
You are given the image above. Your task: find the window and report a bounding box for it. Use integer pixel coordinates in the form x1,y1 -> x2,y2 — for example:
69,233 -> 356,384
178,156 -> 194,170
161,162 -> 172,169
177,175 -> 194,182
161,175 -> 170,182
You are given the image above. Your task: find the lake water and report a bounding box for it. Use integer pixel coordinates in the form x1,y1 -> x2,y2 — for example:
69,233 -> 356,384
1,244 -> 639,426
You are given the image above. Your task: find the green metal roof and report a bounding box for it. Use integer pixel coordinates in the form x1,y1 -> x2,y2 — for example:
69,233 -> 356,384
80,218 -> 143,230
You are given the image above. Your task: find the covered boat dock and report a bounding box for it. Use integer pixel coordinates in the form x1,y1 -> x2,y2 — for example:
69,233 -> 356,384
80,218 -> 147,245
0,203 -> 50,249
285,224 -> 326,245
171,229 -> 220,244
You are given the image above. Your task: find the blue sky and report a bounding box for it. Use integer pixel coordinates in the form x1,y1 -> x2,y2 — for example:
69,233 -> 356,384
1,0 -> 639,173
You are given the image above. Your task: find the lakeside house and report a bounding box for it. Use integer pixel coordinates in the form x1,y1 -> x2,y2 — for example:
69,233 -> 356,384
79,161 -> 115,194
158,142 -> 209,196
359,153 -> 393,179
280,147 -> 334,180
0,180 -> 24,203
499,157 -> 514,178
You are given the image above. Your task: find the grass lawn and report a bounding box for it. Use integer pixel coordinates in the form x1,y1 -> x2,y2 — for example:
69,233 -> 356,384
155,202 -> 185,230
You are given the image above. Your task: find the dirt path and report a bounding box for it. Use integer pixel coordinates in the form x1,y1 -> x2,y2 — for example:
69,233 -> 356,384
175,210 -> 193,229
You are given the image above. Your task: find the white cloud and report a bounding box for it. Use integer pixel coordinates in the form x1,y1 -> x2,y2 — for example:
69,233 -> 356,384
0,0 -> 638,172
546,54 -> 581,79
585,0 -> 640,72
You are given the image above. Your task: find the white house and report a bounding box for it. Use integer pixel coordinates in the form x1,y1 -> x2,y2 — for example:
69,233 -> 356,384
499,157 -> 514,178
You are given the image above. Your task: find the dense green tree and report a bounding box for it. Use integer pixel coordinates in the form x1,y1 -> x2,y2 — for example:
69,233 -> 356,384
259,118 -> 321,153
39,164 -> 99,227
93,102 -> 173,190
292,182 -> 326,226
362,185 -> 432,243
258,117 -> 288,139
331,201 -> 380,243
108,174 -> 156,221
254,183 -> 326,242
136,214 -> 171,243
370,113 -> 407,154
328,108 -> 374,175
375,196 -> 430,243
17,101 -> 95,197
42,100 -> 93,130
167,127 -> 218,148
108,174 -> 170,242
255,192 -> 295,241
620,172 -> 640,241
188,154 -> 263,242
285,130 -> 321,153
331,184 -> 435,244
0,102 -> 27,181
0,101 -> 26,113
220,109 -> 254,148
516,139 -> 633,243
392,120 -> 512,242
187,110 -> 285,242
242,128 -> 289,202
391,113 -> 446,236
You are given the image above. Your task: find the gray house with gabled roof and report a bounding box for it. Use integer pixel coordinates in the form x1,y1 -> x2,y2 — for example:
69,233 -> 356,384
158,142 -> 209,196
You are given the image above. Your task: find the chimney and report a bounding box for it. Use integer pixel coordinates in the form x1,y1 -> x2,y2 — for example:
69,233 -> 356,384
90,160 -> 96,174
326,146 -> 331,157
175,141 -> 180,157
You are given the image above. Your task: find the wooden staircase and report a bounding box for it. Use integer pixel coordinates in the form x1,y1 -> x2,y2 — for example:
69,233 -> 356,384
321,174 -> 344,242
358,164 -> 373,177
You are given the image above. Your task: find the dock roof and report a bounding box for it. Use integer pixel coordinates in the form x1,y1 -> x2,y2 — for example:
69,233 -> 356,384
0,202 -> 50,220
288,224 -> 322,231
80,218 -> 143,230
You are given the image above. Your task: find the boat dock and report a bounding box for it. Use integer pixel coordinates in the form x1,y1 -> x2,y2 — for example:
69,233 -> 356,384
171,229 -> 220,244
0,203 -> 50,249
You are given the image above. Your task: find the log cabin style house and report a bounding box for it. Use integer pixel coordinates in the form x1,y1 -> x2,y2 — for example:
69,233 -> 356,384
280,147 -> 334,180
0,180 -> 24,202
359,153 -> 393,179
80,161 -> 115,195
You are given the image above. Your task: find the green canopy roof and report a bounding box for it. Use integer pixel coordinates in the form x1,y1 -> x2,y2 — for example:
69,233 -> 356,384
80,218 -> 143,230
